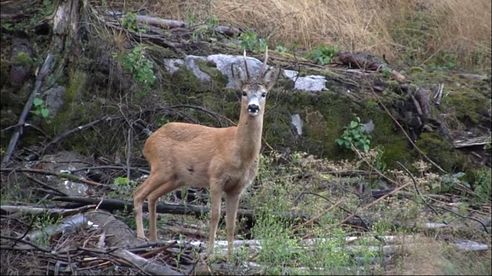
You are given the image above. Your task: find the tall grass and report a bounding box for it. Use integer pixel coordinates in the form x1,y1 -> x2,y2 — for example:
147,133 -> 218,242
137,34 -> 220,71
122,0 -> 491,69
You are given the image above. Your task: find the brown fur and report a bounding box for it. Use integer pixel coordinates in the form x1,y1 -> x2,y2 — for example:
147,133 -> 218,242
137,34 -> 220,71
133,52 -> 278,259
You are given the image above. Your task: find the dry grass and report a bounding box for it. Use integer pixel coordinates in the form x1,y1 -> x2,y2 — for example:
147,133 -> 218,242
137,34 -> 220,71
388,237 -> 492,275
112,0 -> 491,69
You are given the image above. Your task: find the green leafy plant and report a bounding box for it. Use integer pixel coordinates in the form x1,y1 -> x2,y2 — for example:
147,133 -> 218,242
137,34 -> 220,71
30,212 -> 62,246
111,176 -> 137,199
206,16 -> 219,29
336,116 -> 371,152
374,146 -> 387,172
239,31 -> 267,52
471,169 -> 491,203
380,66 -> 392,79
275,45 -> 288,54
113,176 -> 132,186
32,97 -> 50,119
120,45 -> 156,91
122,12 -> 146,33
14,51 -> 33,66
307,44 -> 338,65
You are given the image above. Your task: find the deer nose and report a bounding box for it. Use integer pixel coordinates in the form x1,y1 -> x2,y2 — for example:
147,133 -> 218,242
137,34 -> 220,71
248,104 -> 260,113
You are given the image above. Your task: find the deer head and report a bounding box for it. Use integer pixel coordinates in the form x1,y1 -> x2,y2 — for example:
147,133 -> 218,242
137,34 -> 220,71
232,48 -> 280,118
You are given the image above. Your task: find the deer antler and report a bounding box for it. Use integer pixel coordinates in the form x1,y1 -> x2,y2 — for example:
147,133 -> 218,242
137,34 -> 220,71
258,45 -> 269,77
243,50 -> 250,80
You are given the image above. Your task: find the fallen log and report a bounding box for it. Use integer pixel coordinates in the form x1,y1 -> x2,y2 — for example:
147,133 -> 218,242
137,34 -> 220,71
1,54 -> 54,166
1,204 -> 95,216
52,196 -> 309,222
111,248 -> 182,275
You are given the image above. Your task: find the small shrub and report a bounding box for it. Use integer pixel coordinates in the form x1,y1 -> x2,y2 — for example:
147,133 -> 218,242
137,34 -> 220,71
307,44 -> 338,65
31,97 -> 50,119
336,116 -> 371,152
30,213 -> 62,246
274,45 -> 288,54
471,169 -> 491,203
122,12 -> 146,33
120,45 -> 156,91
239,31 -> 267,52
14,51 -> 33,66
111,176 -> 137,199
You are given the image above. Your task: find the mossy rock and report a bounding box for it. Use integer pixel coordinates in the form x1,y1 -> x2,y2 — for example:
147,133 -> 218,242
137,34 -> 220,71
50,69 -> 88,134
416,132 -> 469,172
443,88 -> 491,127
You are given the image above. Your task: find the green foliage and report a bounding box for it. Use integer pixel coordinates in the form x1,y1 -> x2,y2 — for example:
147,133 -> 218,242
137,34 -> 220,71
14,51 -> 33,66
307,44 -> 338,65
380,66 -> 392,79
374,146 -> 387,172
470,168 -> 491,203
206,16 -> 219,29
122,12 -> 146,33
274,45 -> 288,54
30,213 -> 62,246
32,97 -> 50,119
113,176 -> 131,186
239,31 -> 267,52
111,176 -> 137,200
429,52 -> 458,70
416,132 -> 467,172
253,213 -> 299,269
120,45 -> 156,91
439,172 -> 466,193
336,116 -> 371,152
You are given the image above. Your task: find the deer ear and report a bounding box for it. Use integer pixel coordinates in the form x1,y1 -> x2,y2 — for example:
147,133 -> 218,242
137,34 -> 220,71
231,64 -> 248,88
263,67 -> 280,91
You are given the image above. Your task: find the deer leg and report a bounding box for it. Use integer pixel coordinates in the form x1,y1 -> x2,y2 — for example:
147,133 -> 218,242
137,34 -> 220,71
225,191 -> 241,260
133,172 -> 167,239
146,181 -> 178,241
207,183 -> 223,256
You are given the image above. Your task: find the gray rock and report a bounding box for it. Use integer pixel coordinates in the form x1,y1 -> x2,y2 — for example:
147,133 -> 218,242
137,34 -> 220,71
291,114 -> 303,136
283,69 -> 326,92
163,54 -> 330,92
361,119 -> 374,134
163,59 -> 184,74
184,55 -> 211,83
207,54 -> 266,89
9,37 -> 33,88
44,85 -> 65,116
40,151 -> 93,197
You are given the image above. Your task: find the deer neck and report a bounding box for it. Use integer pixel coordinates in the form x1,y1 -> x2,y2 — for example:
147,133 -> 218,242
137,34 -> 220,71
235,110 -> 264,163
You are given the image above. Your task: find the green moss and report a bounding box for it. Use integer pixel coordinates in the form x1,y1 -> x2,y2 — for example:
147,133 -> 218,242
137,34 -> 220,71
443,88 -> 490,126
50,70 -> 87,134
196,60 -> 227,89
0,58 -> 9,88
167,68 -> 202,93
416,132 -> 468,172
13,51 -> 32,66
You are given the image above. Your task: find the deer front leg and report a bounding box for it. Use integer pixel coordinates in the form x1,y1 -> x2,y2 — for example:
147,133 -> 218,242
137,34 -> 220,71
225,191 -> 241,260
207,183 -> 222,256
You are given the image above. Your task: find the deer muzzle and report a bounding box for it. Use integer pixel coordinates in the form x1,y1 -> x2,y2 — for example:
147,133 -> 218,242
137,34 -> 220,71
247,96 -> 260,116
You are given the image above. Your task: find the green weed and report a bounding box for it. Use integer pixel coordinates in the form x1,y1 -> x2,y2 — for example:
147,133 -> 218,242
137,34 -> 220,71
239,31 -> 267,52
31,97 -> 50,120
120,45 -> 156,92
336,116 -> 371,152
307,44 -> 338,65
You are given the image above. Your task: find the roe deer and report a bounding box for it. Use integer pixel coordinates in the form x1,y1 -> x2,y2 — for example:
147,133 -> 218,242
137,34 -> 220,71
133,49 -> 279,258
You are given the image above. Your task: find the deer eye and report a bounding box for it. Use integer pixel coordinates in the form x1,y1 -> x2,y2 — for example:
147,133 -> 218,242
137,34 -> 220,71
261,92 -> 267,98
242,92 -> 247,97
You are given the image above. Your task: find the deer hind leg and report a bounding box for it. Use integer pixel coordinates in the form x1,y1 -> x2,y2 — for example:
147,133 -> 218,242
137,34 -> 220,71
225,190 -> 241,260
207,181 -> 223,256
146,180 -> 179,241
133,172 -> 169,239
